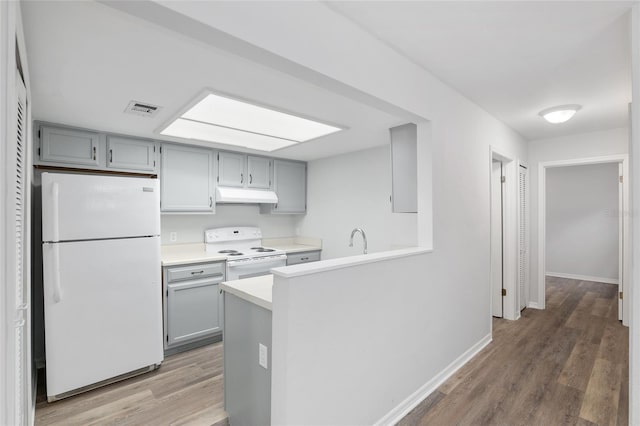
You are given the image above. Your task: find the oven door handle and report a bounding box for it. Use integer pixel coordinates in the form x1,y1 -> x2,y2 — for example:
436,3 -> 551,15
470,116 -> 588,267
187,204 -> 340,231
227,254 -> 287,267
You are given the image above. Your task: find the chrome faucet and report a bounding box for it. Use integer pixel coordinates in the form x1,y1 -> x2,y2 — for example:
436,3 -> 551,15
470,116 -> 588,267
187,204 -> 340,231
349,228 -> 368,254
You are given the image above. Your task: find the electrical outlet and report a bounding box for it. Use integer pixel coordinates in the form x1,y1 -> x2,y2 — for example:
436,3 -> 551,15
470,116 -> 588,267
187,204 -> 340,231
259,343 -> 268,369
169,232 -> 177,242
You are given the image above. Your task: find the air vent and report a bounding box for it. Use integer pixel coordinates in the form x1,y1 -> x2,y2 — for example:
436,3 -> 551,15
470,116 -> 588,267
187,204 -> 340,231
124,100 -> 161,117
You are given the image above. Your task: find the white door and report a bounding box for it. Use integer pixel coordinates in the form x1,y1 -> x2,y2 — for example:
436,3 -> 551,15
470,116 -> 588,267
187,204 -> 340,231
618,162 -> 623,321
41,173 -> 160,242
491,160 -> 504,317
42,236 -> 163,398
518,165 -> 529,311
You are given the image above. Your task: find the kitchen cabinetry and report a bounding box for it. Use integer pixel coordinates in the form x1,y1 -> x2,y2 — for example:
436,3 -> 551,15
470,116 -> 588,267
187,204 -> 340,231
39,125 -> 101,168
390,123 -> 417,213
261,159 -> 306,214
106,136 -> 156,172
286,250 -> 321,266
163,261 -> 224,354
218,152 -> 272,189
160,144 -> 215,213
36,123 -> 158,174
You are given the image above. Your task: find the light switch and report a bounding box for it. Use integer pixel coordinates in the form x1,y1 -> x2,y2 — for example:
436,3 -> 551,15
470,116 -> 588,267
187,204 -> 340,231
259,343 -> 268,369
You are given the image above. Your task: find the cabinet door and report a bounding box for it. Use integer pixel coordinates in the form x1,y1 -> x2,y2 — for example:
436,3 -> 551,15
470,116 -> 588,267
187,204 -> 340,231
247,156 -> 271,189
273,160 -> 306,213
161,144 -> 215,212
40,126 -> 100,167
218,152 -> 246,187
167,277 -> 222,347
107,136 -> 156,172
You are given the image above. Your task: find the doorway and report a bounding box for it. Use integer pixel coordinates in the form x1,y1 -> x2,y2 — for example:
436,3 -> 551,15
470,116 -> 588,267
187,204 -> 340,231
537,155 -> 629,325
491,159 -> 505,317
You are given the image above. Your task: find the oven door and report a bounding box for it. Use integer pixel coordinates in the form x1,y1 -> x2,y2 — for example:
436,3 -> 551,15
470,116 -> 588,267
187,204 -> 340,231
226,254 -> 287,281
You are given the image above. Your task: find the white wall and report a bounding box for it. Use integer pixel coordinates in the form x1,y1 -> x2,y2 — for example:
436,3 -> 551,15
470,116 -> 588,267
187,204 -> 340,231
528,127 -> 628,306
546,163 -> 619,282
296,145 -> 418,259
160,205 -> 298,245
119,2 -> 528,422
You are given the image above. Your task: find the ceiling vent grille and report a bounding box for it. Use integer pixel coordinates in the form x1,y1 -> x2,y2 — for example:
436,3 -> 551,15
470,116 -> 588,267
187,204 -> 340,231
124,100 -> 161,117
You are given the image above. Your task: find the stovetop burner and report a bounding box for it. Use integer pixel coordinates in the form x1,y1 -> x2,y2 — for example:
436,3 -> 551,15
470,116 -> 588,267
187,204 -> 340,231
253,248 -> 275,252
227,252 -> 244,256
218,250 -> 238,254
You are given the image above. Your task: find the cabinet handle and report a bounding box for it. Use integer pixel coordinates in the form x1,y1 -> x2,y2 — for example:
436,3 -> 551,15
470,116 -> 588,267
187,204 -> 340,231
191,270 -> 205,275
249,174 -> 253,184
92,146 -> 96,161
109,149 -> 113,163
209,196 -> 213,208
241,173 -> 244,184
301,257 -> 309,261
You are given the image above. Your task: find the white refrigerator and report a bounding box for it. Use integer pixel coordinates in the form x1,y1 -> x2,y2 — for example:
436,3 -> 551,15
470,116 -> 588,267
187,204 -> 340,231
41,172 -> 163,401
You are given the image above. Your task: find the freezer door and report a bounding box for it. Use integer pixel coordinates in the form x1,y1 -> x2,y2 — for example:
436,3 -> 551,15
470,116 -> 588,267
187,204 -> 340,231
42,237 -> 163,398
41,172 -> 160,242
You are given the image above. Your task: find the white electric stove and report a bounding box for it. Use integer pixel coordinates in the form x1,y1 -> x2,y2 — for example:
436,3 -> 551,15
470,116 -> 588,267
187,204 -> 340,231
205,227 -> 287,280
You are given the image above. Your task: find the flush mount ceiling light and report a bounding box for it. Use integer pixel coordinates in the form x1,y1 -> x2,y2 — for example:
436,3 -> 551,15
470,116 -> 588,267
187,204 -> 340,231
538,104 -> 582,124
159,91 -> 344,152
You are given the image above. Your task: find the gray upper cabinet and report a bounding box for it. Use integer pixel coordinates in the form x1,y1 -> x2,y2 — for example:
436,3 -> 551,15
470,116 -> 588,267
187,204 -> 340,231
106,136 -> 157,172
390,123 -> 418,213
247,156 -> 271,189
161,144 -> 215,213
270,160 -> 306,214
39,125 -> 100,167
218,152 -> 246,187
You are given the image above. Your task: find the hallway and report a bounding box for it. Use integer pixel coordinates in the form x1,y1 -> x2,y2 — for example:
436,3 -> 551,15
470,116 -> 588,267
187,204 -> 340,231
400,277 -> 628,425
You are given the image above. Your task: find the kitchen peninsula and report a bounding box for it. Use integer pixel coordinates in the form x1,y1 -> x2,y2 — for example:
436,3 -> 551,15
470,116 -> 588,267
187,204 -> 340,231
220,246 -> 431,425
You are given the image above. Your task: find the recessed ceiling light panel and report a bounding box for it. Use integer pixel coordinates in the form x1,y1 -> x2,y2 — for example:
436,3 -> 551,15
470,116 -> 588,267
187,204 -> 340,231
538,104 -> 581,124
159,91 -> 344,151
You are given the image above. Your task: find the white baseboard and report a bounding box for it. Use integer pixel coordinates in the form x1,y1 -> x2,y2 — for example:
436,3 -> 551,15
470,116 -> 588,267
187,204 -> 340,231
374,333 -> 492,426
546,272 -> 619,285
528,301 -> 543,310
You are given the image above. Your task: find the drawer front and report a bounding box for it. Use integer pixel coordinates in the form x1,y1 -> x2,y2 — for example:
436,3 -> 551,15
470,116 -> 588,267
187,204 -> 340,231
286,250 -> 321,266
167,262 -> 224,282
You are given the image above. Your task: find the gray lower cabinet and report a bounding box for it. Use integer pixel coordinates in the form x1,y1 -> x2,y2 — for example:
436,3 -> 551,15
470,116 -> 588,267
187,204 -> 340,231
224,292 -> 272,426
163,261 -> 224,353
286,250 -> 321,266
160,144 -> 215,213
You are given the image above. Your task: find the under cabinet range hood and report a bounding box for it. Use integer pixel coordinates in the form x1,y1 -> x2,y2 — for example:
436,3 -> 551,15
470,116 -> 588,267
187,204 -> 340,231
216,186 -> 278,204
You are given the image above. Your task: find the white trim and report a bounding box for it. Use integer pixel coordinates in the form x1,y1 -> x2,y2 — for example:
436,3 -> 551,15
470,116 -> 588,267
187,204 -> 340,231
527,301 -> 542,310
546,272 -> 619,285
537,154 -> 630,323
374,333 -> 492,426
271,247 -> 431,278
490,146 -> 519,321
630,6 -> 640,425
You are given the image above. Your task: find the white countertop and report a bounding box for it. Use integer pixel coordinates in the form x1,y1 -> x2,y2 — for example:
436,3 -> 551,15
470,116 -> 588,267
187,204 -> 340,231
220,275 -> 273,311
161,243 -> 226,266
262,236 -> 322,254
161,237 -> 322,266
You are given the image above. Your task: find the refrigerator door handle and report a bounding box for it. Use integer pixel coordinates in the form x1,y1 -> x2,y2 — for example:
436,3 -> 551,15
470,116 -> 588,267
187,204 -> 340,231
52,244 -> 62,303
52,182 -> 60,242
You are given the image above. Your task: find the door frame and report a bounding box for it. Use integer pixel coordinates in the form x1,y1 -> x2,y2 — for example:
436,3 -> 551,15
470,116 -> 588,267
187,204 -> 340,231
490,147 -> 519,321
537,154 -> 630,326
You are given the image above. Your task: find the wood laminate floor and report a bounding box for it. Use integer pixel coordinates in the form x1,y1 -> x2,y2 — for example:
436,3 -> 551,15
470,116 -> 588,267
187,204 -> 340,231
36,277 -> 627,426
400,277 -> 628,426
35,342 -> 228,426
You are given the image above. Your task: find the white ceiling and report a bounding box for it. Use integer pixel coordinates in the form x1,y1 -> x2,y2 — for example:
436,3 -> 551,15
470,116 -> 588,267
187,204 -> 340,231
22,0 -> 635,160
327,1 -> 633,141
21,1 -> 407,161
